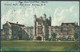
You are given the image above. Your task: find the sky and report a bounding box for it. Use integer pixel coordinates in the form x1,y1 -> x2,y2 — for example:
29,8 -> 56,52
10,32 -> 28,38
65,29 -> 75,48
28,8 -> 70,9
1,1 -> 79,29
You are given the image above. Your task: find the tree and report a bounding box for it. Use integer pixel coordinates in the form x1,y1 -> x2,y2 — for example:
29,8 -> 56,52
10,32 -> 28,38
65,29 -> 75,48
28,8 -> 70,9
74,32 -> 78,40
22,32 -> 29,40
51,32 -> 57,40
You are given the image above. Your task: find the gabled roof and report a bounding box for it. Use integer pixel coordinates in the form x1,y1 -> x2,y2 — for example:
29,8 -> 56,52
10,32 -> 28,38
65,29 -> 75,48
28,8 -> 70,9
9,22 -> 24,27
24,26 -> 33,29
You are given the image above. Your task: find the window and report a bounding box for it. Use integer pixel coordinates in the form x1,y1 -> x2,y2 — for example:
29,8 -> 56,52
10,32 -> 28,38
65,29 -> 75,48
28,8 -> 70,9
68,24 -> 72,27
59,28 -> 61,31
67,36 -> 71,40
63,28 -> 67,31
63,36 -> 66,39
59,32 -> 61,35
68,28 -> 71,31
38,27 -> 43,34
68,36 -> 71,38
38,22 -> 41,25
63,24 -> 66,27
68,32 -> 72,35
63,32 -> 67,35
55,28 -> 58,31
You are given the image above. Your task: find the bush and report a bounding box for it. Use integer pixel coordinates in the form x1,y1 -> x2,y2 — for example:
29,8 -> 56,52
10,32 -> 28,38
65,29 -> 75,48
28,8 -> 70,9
22,33 -> 29,40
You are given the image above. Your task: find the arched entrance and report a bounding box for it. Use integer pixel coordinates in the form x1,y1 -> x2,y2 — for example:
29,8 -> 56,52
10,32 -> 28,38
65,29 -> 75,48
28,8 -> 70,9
36,36 -> 41,40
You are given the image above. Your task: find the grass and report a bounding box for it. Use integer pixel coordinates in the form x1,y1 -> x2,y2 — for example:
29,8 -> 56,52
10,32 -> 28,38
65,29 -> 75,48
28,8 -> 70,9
1,40 -> 79,51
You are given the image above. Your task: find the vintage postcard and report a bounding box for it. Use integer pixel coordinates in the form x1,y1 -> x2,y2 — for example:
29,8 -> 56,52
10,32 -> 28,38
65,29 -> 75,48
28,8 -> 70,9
1,1 -> 80,52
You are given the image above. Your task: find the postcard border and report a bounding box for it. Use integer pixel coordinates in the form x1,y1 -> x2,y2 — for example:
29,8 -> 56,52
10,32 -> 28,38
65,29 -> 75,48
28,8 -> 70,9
0,0 -> 80,52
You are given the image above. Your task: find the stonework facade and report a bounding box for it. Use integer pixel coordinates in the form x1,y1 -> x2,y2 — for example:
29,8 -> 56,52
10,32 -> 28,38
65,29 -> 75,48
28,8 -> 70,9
48,23 -> 78,40
1,14 -> 79,41
61,23 -> 75,39
23,27 -> 34,40
2,21 -> 27,40
33,14 -> 51,41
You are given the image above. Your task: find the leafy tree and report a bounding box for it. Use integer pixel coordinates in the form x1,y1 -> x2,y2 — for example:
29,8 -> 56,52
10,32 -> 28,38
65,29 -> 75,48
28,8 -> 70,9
17,36 -> 19,40
52,33 -> 57,38
74,32 -> 78,40
22,32 -> 29,40
51,32 -> 57,40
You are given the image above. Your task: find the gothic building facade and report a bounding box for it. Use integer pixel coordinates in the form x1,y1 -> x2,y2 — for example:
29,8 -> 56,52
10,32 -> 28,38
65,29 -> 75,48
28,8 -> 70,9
33,14 -> 79,41
1,14 -> 79,41
48,23 -> 78,40
33,14 -> 51,41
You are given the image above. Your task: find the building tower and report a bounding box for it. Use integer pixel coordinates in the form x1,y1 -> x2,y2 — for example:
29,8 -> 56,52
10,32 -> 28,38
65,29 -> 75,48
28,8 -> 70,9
33,14 -> 37,40
49,16 -> 51,26
33,14 -> 51,41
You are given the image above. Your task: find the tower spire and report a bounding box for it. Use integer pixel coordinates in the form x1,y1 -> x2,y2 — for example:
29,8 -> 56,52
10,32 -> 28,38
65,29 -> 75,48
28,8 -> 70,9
43,13 -> 46,18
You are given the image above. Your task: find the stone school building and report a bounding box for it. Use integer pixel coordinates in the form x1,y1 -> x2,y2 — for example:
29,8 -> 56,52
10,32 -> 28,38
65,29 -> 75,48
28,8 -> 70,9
1,21 -> 29,40
1,14 -> 79,41
33,14 -> 79,41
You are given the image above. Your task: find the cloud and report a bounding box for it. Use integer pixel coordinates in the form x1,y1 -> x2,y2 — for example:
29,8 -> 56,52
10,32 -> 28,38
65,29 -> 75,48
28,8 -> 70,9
58,10 -> 65,16
69,5 -> 75,12
58,16 -> 65,21
52,5 -> 76,26
25,8 -> 29,17
53,8 -> 59,18
74,13 -> 77,17
1,9 -> 25,28
1,3 -> 78,29
1,5 -> 39,29
1,9 -> 13,28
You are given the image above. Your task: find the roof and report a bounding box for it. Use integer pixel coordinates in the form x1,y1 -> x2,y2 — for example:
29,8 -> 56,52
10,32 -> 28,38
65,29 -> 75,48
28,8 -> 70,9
61,23 -> 75,26
36,18 -> 44,21
24,27 -> 33,29
51,26 -> 61,28
9,22 -> 24,27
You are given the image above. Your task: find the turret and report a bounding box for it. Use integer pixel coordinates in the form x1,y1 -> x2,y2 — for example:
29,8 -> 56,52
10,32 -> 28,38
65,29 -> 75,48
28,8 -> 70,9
34,14 -> 37,22
33,14 -> 37,39
43,13 -> 46,20
43,13 -> 46,18
49,16 -> 51,21
49,16 -> 51,26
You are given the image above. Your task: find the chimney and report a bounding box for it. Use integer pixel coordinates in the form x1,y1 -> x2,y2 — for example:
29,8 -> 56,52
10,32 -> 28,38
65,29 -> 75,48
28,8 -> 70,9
17,22 -> 18,24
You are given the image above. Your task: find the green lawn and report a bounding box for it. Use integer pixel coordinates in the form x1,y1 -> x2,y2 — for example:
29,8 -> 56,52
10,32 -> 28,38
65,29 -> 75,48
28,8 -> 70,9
1,40 -> 79,51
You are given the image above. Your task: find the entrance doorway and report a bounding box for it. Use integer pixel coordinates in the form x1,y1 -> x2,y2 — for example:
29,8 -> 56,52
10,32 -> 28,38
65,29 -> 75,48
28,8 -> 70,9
37,36 -> 41,40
